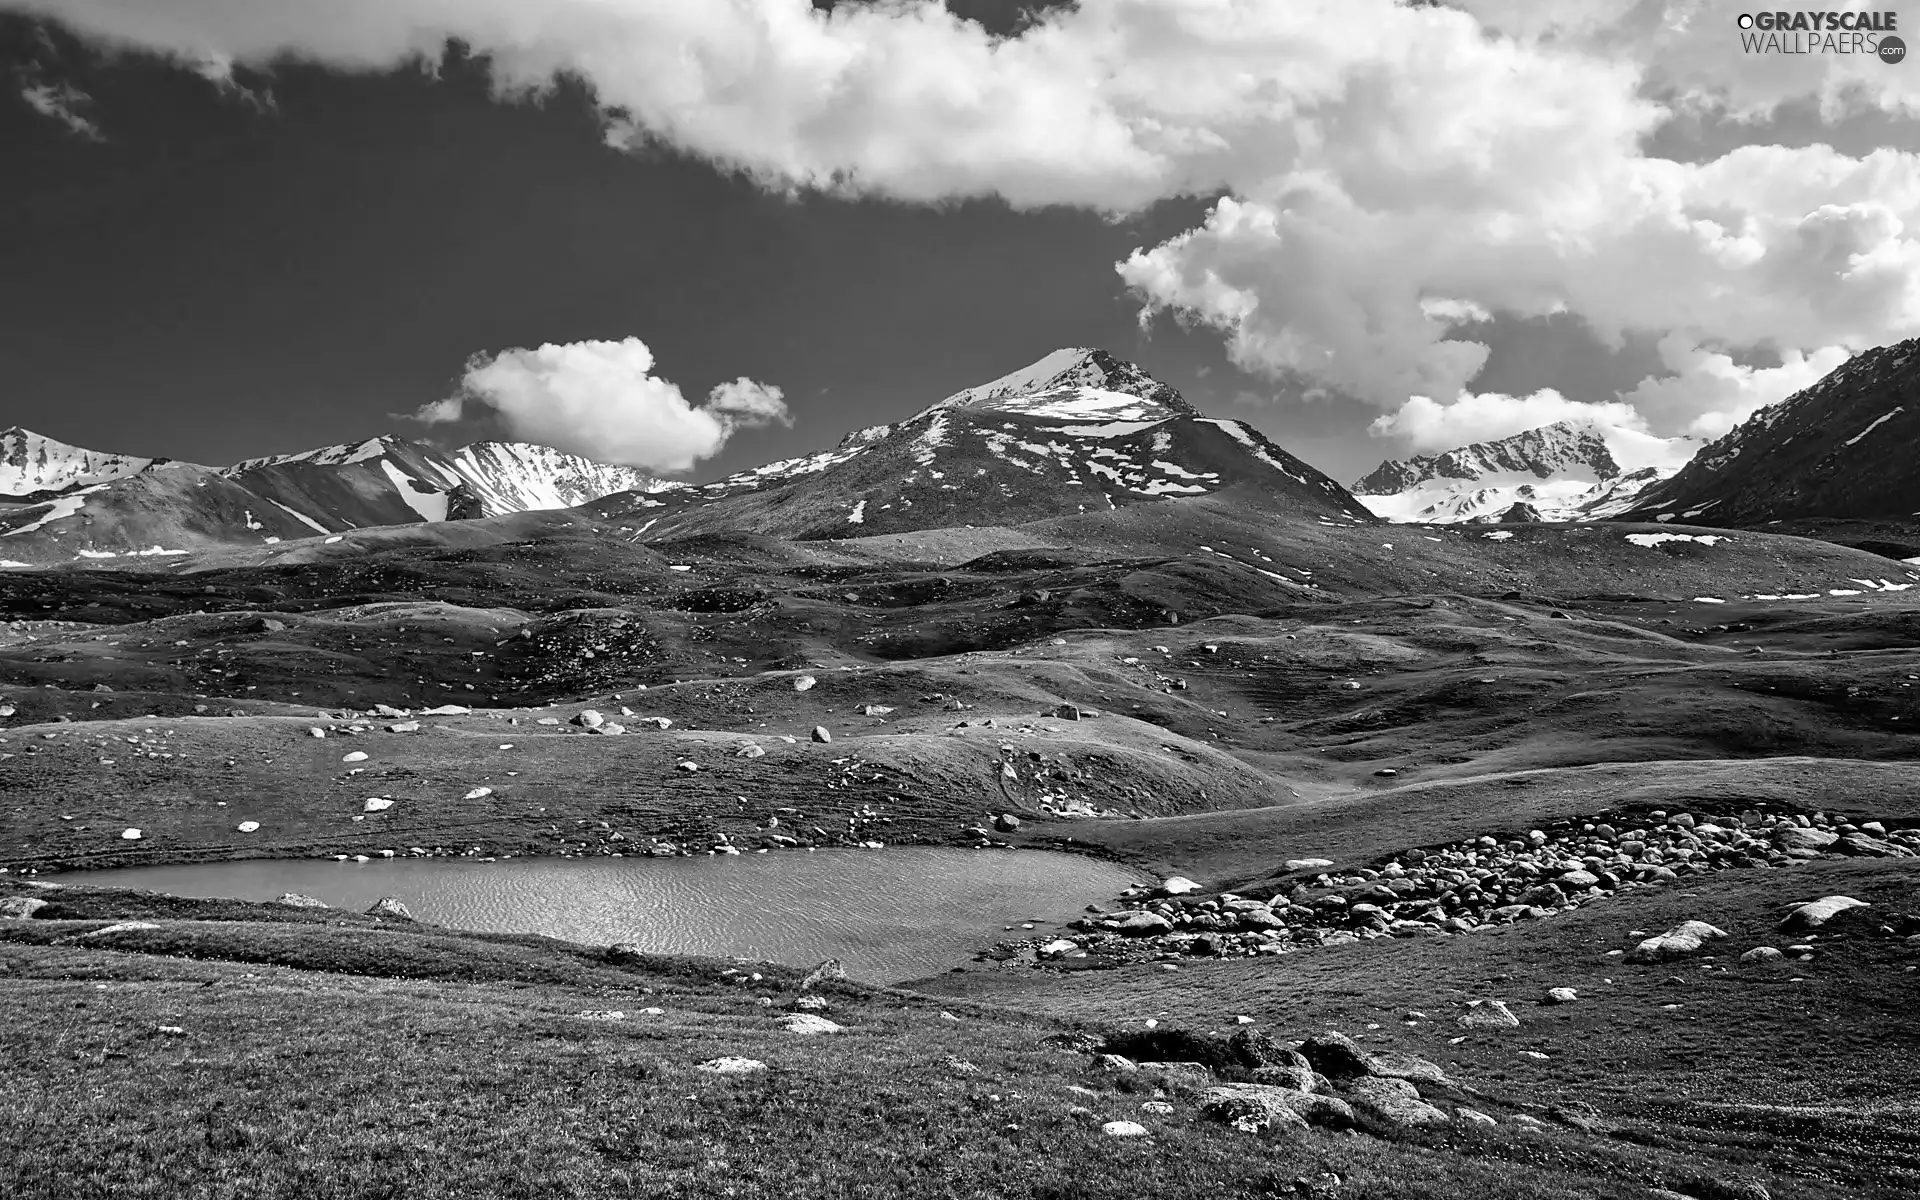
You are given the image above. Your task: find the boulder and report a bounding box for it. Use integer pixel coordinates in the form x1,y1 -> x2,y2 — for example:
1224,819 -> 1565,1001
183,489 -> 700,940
1739,946 -> 1785,964
1771,826 -> 1838,852
799,958 -> 847,990
1298,1031 -> 1372,1078
0,897 -> 49,919
571,710 -> 605,729
1159,876 -> 1202,897
993,813 -> 1021,833
366,897 -> 413,920
1285,858 -> 1335,871
1626,920 -> 1728,962
1780,896 -> 1868,930
1366,1052 -> 1450,1084
1456,999 -> 1521,1028
810,726 -> 832,744
1249,1065 -> 1317,1092
782,1013 -> 845,1036
696,1057 -> 767,1075
1226,1028 -> 1290,1070
1199,1084 -> 1312,1135
1542,987 -> 1579,1005
1101,1120 -> 1150,1138
1837,833 -> 1912,858
275,893 -> 330,909
1341,1076 -> 1451,1128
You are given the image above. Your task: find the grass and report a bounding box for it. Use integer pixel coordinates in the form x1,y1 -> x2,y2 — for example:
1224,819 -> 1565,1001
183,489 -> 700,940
0,881 -> 1864,1199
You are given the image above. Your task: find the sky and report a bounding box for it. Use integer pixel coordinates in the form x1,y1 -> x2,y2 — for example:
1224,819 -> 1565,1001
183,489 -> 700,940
3,1 -> 1919,486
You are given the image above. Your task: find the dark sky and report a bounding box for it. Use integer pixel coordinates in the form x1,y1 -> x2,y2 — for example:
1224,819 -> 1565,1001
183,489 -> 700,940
0,10 -> 1674,484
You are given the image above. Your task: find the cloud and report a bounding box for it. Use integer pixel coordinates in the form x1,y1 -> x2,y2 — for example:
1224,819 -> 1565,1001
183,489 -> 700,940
17,76 -> 101,139
1370,389 -> 1647,452
188,51 -> 274,110
12,0 -> 1920,442
1617,333 -> 1854,439
415,338 -> 788,474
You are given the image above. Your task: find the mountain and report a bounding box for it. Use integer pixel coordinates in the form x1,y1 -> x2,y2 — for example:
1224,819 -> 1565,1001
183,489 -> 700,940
0,433 -> 666,565
1351,420 -> 1696,523
1621,338 -> 1920,526
1,426 -> 162,497
590,347 -> 1375,539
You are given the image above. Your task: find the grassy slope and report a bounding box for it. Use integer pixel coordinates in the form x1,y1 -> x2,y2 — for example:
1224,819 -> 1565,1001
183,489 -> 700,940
0,879 -> 1880,1200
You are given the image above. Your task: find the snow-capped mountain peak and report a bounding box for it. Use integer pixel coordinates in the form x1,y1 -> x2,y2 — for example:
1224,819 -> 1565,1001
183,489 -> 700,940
919,348 -> 1196,422
1,426 -> 161,497
1352,420 -> 1699,524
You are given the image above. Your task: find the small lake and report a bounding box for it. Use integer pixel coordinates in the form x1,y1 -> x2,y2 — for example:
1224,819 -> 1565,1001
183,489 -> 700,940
75,848 -> 1139,983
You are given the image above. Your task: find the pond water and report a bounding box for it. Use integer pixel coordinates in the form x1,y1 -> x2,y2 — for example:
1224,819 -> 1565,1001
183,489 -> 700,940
75,848 -> 1139,983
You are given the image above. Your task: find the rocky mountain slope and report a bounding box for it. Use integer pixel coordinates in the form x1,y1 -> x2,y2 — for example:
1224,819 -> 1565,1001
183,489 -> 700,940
1622,338 -> 1920,525
592,348 -> 1375,539
0,433 -> 665,565
1352,420 -> 1694,523
1,426 -> 160,497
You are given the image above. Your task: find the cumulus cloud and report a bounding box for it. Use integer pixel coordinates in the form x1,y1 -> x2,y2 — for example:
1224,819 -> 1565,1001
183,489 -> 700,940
12,0 -> 1920,441
1371,389 -> 1702,471
415,338 -> 788,474
1617,333 -> 1854,440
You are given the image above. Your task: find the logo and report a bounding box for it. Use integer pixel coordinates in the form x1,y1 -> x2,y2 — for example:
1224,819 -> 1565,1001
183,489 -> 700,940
1736,11 -> 1904,59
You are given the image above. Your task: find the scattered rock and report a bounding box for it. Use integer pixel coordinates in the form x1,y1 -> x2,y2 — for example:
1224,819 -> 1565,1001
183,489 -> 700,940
1298,1031 -> 1372,1079
696,1057 -> 767,1075
1285,858 -> 1334,871
119,828 -> 143,841
0,897 -> 49,918
1366,1052 -> 1450,1084
1455,1107 -> 1498,1126
340,751 -> 368,763
276,893 -> 329,908
782,1013 -> 844,1036
1457,999 -> 1520,1028
994,813 -> 1021,833
1740,946 -> 1786,964
462,787 -> 493,801
1780,896 -> 1868,930
363,797 -> 394,813
366,897 -> 413,920
1626,920 -> 1728,962
1542,987 -> 1579,1005
1101,1120 -> 1150,1138
799,958 -> 847,990
1159,876 -> 1201,897
571,710 -> 605,729
235,821 -> 260,833
793,676 -> 816,691
811,726 -> 832,744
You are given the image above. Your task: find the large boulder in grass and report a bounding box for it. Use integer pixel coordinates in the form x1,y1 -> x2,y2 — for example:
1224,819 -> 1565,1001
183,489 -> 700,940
1226,1028 -> 1291,1070
1342,1076 -> 1452,1129
1367,1052 -> 1450,1085
0,897 -> 49,919
1200,1084 -> 1313,1136
1298,1031 -> 1372,1078
1780,896 -> 1869,931
1625,921 -> 1728,963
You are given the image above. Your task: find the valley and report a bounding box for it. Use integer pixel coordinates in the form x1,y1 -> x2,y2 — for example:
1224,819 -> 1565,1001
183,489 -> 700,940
4,349 -> 1919,1200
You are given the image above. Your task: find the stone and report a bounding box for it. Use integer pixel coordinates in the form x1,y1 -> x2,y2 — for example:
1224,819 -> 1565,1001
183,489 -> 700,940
994,813 -> 1021,833
0,897 -> 49,918
275,893 -> 330,908
1740,946 -> 1785,964
1457,999 -> 1521,1028
81,921 -> 161,938
1101,1120 -> 1150,1138
1455,1107 -> 1498,1126
1298,1031 -> 1372,1078
1226,1028 -> 1290,1070
1097,1054 -> 1139,1073
1250,1065 -> 1317,1092
1626,920 -> 1728,962
366,897 -> 413,920
363,797 -> 394,813
119,828 -> 143,841
799,958 -> 847,990
236,821 -> 260,833
1543,987 -> 1579,1004
735,742 -> 766,758
1286,858 -> 1334,871
1772,826 -> 1838,852
1200,1084 -> 1312,1135
1159,876 -> 1202,896
1366,1052 -> 1450,1084
1038,939 -> 1080,958
572,710 -> 605,729
1341,1076 -> 1451,1128
792,675 -> 816,691
1780,896 -> 1868,930
782,1013 -> 844,1036
696,1057 -> 767,1075
1838,833 -> 1910,857
462,787 -> 493,801
1050,704 -> 1082,720
811,726 -> 832,744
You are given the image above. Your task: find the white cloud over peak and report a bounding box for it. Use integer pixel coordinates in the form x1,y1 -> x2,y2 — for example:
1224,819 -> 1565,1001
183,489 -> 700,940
1369,389 -> 1700,471
415,338 -> 788,474
12,0 -> 1920,445
18,76 -> 101,139
1617,333 -> 1853,439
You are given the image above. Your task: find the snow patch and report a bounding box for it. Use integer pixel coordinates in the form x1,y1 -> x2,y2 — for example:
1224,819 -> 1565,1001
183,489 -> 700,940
847,500 -> 867,525
267,499 -> 331,535
1625,533 -> 1725,548
379,461 -> 449,522
1482,530 -> 1514,541
1842,407 -> 1903,447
